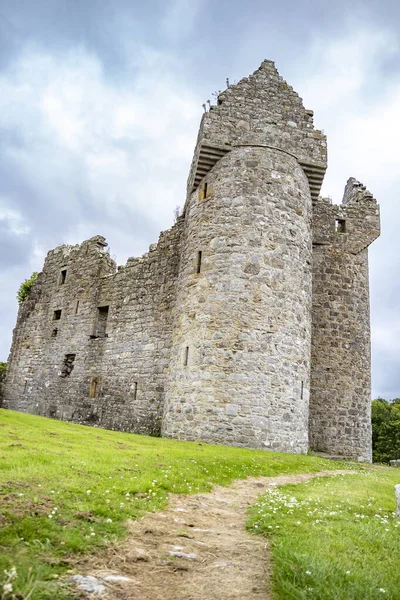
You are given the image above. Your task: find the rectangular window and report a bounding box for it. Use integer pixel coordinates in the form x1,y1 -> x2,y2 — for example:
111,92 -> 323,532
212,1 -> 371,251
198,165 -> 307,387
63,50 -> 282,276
89,376 -> 101,398
198,181 -> 210,201
133,381 -> 138,401
96,306 -> 109,337
59,268 -> 67,284
60,354 -> 75,377
53,309 -> 62,321
196,250 -> 202,274
335,219 -> 346,233
184,346 -> 189,367
52,328 -> 58,338
300,380 -> 304,400
75,300 -> 80,315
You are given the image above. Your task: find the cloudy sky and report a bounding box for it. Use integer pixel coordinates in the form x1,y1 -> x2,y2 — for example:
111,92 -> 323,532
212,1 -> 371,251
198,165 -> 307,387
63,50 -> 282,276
0,0 -> 399,398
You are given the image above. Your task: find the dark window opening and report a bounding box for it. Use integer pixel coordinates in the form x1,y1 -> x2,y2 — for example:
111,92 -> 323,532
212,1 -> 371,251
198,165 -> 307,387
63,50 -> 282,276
300,380 -> 304,400
23,380 -> 28,394
335,219 -> 346,233
53,309 -> 62,321
52,328 -> 58,338
133,381 -> 138,401
60,353 -> 75,378
89,376 -> 101,398
95,305 -> 109,337
196,250 -> 202,274
198,181 -> 209,201
75,300 -> 80,315
60,268 -> 67,284
184,346 -> 189,367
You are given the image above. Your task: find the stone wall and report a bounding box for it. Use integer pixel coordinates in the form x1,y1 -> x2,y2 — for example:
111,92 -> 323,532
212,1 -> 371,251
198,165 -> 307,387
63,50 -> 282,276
3,225 -> 183,434
309,179 -> 380,460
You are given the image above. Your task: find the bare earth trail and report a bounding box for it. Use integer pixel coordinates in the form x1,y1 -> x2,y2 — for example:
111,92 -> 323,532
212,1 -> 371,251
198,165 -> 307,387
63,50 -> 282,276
76,470 -> 355,599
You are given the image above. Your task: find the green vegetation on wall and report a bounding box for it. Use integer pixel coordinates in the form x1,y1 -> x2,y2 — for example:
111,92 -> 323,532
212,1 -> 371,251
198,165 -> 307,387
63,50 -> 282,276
17,272 -> 38,304
372,398 -> 400,464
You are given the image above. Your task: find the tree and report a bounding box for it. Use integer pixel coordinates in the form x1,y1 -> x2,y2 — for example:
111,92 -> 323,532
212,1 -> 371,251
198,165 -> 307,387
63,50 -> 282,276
17,272 -> 38,304
371,398 -> 400,463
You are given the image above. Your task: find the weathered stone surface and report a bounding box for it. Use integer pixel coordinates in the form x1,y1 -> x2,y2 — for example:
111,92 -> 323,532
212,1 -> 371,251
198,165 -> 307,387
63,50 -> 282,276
2,60 -> 380,459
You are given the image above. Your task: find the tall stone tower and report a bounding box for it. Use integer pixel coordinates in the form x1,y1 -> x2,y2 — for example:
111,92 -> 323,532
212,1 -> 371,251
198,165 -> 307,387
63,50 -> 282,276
162,60 -> 327,453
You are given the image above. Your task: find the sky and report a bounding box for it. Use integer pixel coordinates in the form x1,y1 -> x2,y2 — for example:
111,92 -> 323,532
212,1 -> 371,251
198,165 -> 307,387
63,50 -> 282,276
0,0 -> 399,398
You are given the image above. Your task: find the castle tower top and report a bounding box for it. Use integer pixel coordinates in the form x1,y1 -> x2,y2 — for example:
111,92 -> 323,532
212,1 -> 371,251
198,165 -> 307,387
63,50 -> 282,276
187,60 -> 327,201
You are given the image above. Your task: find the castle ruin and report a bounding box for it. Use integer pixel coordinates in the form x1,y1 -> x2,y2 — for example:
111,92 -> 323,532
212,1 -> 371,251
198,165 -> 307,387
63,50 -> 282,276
2,60 -> 380,460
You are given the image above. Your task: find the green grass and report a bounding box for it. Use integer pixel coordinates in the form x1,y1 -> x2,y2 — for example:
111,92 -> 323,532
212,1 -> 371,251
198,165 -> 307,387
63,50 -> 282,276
0,409 -> 350,599
247,469 -> 400,599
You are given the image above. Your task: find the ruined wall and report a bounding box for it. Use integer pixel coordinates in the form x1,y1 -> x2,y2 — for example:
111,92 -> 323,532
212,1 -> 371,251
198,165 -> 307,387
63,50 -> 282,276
309,179 -> 380,460
3,225 -> 183,434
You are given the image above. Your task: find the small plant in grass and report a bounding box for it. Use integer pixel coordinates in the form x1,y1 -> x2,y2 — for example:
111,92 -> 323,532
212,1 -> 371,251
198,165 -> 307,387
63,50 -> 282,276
17,272 -> 38,304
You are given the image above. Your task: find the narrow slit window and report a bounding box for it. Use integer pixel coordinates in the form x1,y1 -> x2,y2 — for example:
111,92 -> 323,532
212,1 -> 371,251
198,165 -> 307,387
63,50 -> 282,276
53,309 -> 62,321
96,306 -> 109,337
203,182 -> 208,198
184,346 -> 189,367
60,353 -> 75,377
60,268 -> 67,284
300,380 -> 304,400
335,219 -> 346,233
133,381 -> 138,401
75,300 -> 80,315
196,251 -> 202,274
23,380 -> 28,394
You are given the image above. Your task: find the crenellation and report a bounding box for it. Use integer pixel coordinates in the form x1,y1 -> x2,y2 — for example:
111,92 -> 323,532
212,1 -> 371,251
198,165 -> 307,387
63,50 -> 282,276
3,60 -> 380,460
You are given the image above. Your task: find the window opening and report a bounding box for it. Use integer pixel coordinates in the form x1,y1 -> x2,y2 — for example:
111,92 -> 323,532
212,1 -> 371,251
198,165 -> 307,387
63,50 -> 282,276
196,251 -> 202,274
60,268 -> 67,284
184,346 -> 189,367
53,309 -> 62,321
300,380 -> 304,400
335,219 -> 346,233
75,300 -> 80,315
203,182 -> 208,198
52,328 -> 58,338
23,380 -> 28,394
96,306 -> 109,337
89,376 -> 101,398
133,381 -> 138,401
60,353 -> 75,377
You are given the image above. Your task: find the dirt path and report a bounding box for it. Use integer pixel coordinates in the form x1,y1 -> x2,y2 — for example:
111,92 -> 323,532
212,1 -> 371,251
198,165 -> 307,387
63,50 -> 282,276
74,470 -> 354,599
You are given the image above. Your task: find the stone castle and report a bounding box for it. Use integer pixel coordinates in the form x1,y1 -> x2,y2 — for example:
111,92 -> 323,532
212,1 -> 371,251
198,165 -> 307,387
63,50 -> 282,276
2,60 -> 380,461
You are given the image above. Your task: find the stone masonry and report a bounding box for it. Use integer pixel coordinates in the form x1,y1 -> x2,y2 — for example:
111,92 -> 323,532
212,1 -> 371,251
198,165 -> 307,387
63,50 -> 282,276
2,60 -> 381,460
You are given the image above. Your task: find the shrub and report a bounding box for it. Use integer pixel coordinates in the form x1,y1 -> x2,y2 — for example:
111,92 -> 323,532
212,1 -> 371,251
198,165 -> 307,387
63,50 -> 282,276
0,362 -> 6,375
17,272 -> 38,304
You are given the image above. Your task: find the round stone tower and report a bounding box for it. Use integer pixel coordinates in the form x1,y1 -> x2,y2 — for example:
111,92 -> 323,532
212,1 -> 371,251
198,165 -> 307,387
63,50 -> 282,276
162,60 -> 327,452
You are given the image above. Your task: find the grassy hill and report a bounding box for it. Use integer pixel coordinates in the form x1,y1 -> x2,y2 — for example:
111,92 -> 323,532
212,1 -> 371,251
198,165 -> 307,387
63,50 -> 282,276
1,409 -> 399,599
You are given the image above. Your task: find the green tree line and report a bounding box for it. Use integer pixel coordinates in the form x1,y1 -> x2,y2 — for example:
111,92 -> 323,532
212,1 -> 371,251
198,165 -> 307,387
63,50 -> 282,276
372,398 -> 400,463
